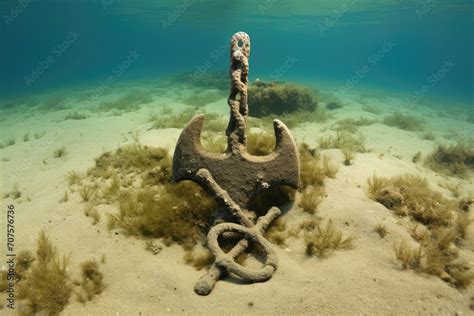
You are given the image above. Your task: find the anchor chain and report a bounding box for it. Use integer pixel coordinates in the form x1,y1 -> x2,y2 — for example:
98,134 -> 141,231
226,31 -> 250,153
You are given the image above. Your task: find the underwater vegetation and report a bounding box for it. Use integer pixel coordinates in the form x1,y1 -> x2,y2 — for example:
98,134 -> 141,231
330,117 -> 377,134
421,130 -> 436,141
149,106 -> 227,133
298,186 -> 324,215
264,217 -> 290,246
382,112 -> 425,132
265,143 -> 352,259
246,130 -> 276,156
3,185 -> 21,199
71,143 -> 215,252
0,137 -> 16,149
201,134 -> 227,154
108,184 -> 215,248
10,231 -> 106,315
201,116 -> 229,134
367,174 -> 453,225
304,219 -> 354,258
149,107 -> 196,129
394,230 -> 473,289
66,170 -> 82,186
362,105 -> 383,115
16,231 -> 72,315
53,145 -> 68,158
425,143 -> 474,178
151,108 -> 311,155
181,89 -> 227,107
79,186 -> 96,202
84,205 -> 100,225
149,91 -> 329,135
0,95 -> 39,110
248,81 -> 318,117
366,173 -> 473,288
341,147 -> 356,166
97,90 -> 153,113
267,216 -> 354,259
63,112 -> 89,121
412,151 -> 422,163
285,108 -> 334,126
36,93 -> 70,112
87,144 -> 172,184
248,107 -> 334,130
440,180 -> 464,198
75,260 -> 105,303
325,101 -> 344,110
393,240 -> 422,270
318,131 -> 368,153
15,232 -> 66,315
34,131 -> 46,140
299,143 -> 338,189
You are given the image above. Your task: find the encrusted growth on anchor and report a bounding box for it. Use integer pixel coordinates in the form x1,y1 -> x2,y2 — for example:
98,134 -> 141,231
226,31 -> 250,153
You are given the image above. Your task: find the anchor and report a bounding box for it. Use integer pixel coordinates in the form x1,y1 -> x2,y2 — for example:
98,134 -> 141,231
172,32 -> 300,295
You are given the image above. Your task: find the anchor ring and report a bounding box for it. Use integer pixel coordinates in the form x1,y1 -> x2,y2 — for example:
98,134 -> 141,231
207,222 -> 278,282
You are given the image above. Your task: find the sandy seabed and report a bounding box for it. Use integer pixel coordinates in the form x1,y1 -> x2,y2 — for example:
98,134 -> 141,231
0,78 -> 473,315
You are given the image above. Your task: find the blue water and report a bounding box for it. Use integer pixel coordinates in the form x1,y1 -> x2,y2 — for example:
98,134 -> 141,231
1,0 -> 473,106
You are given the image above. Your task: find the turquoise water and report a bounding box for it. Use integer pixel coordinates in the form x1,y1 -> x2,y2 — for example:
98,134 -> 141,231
0,0 -> 473,106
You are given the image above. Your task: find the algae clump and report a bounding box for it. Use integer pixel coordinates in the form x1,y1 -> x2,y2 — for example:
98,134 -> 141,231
16,231 -> 72,316
76,260 -> 105,303
248,81 -> 318,117
77,143 -> 217,252
425,143 -> 474,178
366,173 -> 474,288
304,219 -> 354,258
108,183 -> 216,249
382,112 -> 425,132
14,232 -> 106,314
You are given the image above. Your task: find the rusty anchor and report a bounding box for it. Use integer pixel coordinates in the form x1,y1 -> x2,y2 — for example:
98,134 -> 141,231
172,31 -> 300,295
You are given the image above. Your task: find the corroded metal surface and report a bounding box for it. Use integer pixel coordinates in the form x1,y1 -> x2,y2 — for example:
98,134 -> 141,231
172,115 -> 299,208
